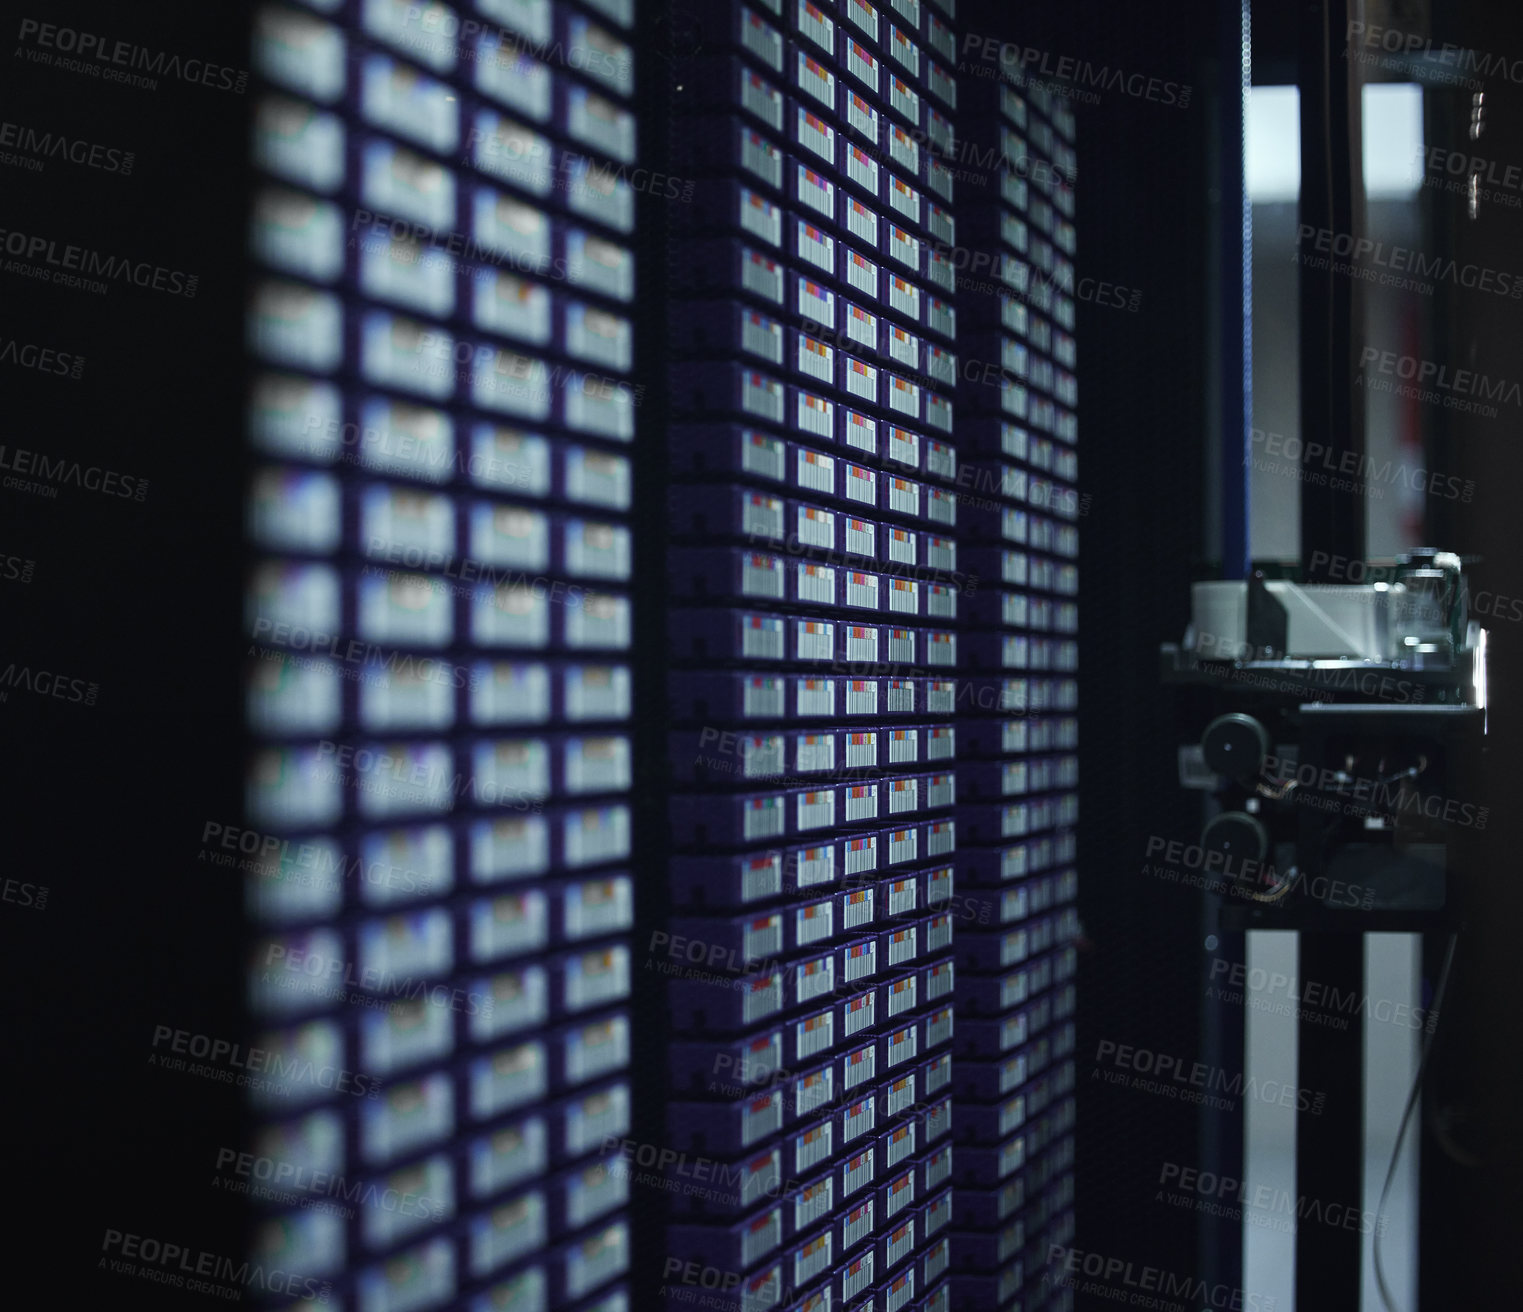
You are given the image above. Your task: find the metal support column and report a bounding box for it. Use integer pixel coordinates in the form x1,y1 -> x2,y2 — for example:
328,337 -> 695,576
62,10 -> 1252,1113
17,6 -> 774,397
1296,2 -> 1368,1308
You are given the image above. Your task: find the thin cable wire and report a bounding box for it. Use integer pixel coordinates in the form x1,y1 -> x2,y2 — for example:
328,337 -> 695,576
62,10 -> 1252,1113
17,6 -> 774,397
1424,1095 -> 1481,1169
1374,931 -> 1459,1311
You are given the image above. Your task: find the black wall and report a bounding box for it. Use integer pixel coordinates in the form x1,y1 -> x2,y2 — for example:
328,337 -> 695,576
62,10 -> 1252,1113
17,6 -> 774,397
0,0 -> 253,1299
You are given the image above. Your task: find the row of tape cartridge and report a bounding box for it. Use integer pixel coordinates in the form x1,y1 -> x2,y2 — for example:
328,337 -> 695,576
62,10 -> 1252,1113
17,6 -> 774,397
946,50 -> 1080,1312
243,3 -> 640,1309
663,2 -> 962,1311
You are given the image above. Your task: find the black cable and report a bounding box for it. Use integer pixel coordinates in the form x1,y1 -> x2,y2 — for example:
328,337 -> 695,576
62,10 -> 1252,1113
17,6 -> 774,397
1374,930 -> 1459,1312
1424,1096 -> 1481,1169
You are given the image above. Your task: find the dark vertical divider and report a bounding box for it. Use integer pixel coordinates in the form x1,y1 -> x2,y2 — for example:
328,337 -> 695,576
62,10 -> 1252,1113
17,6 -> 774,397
0,0 -> 253,1298
629,1 -> 675,1306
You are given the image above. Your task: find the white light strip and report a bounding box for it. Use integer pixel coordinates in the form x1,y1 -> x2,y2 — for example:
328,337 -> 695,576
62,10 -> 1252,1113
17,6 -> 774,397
1247,86 -> 1300,203
1243,930 -> 1299,1309
1363,84 -> 1425,200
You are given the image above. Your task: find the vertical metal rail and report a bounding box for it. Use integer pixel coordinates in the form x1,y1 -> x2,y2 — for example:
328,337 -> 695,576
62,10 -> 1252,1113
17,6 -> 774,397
1200,1 -> 1253,1300
1222,0 -> 1254,582
1296,3 -> 1367,1309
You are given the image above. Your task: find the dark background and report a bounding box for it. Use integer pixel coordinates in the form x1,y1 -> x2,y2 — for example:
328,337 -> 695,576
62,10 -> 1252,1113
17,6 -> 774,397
0,0 -> 253,1299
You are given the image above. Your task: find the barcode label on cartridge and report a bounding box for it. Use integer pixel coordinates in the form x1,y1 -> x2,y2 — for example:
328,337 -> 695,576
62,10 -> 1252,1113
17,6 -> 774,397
845,783 -> 878,821
796,1066 -> 832,1117
887,324 -> 919,369
797,505 -> 834,549
846,730 -> 877,767
745,853 -> 784,901
742,69 -> 784,129
797,678 -> 835,717
798,107 -> 835,162
794,1120 -> 832,1171
797,164 -> 835,219
798,389 -> 834,438
888,478 -> 921,517
742,1091 -> 784,1145
743,249 -> 784,302
743,313 -> 783,365
797,789 -> 836,831
844,1201 -> 874,1249
845,679 -> 877,715
844,624 -> 877,663
743,371 -> 784,421
926,866 -> 953,904
844,463 -> 876,506
888,577 -> 919,613
744,676 -> 785,717
794,1230 -> 832,1286
843,889 -> 872,928
888,276 -> 920,321
797,732 -> 835,772
795,953 -> 835,1001
887,927 -> 917,966
843,1148 -> 875,1196
742,8 -> 784,69
845,355 -> 877,402
846,248 -> 877,297
741,1207 -> 782,1267
743,430 -> 786,481
797,563 -> 835,604
798,448 -> 834,493
846,89 -> 877,137
743,970 -> 784,1023
846,195 -> 877,245
796,1011 -> 833,1060
794,843 -> 834,887
845,833 -> 877,874
740,187 -> 782,245
842,408 -> 875,456
888,977 -> 918,1019
796,619 -> 833,661
742,553 -> 785,598
888,729 -> 918,764
796,900 -> 834,945
744,493 -> 785,539
846,571 -> 879,608
846,142 -> 878,193
742,130 -> 782,187
844,941 -> 876,981
888,778 -> 919,814
844,1045 -> 876,1089
744,796 -> 786,840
